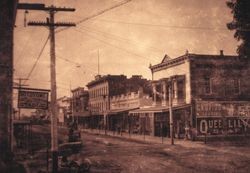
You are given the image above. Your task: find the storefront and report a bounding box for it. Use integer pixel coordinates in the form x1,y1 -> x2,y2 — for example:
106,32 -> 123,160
129,104 -> 191,138
106,108 -> 138,132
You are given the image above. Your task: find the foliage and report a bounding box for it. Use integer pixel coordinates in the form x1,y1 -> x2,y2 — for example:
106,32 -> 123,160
227,0 -> 250,58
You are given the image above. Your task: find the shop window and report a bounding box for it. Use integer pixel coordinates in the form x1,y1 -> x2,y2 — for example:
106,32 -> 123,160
233,79 -> 240,94
156,84 -> 162,101
204,77 -> 212,94
177,80 -> 185,99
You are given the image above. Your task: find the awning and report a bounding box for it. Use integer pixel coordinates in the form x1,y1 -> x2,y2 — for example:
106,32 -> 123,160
13,120 -> 31,125
73,111 -> 90,117
129,104 -> 191,114
108,107 -> 139,115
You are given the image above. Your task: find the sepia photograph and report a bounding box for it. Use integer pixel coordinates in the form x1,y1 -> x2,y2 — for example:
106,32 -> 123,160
1,0 -> 250,172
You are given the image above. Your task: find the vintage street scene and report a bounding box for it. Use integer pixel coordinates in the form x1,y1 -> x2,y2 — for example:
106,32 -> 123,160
1,0 -> 250,173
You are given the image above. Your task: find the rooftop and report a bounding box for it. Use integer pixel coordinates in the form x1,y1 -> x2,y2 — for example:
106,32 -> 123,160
150,52 -> 240,71
86,74 -> 127,88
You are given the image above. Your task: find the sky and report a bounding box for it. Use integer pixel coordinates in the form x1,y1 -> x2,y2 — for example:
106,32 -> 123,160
14,0 -> 238,100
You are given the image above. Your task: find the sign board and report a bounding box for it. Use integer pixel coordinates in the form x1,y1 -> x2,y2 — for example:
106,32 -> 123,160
196,101 -> 250,117
197,117 -> 249,135
18,90 -> 49,109
196,101 -> 250,135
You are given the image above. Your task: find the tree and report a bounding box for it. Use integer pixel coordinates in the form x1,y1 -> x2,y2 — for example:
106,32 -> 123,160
227,0 -> 250,58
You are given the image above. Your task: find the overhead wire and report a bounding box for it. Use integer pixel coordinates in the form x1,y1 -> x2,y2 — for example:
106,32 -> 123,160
14,28 -> 36,68
55,0 -> 132,34
73,28 -> 159,65
56,55 -> 98,73
80,25 -> 163,56
19,0 -> 132,85
23,35 -> 50,84
25,79 -> 72,92
91,19 -> 229,31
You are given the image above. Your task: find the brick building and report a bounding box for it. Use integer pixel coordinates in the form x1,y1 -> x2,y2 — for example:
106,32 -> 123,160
86,75 -> 152,129
130,52 -> 250,138
86,75 -> 127,128
71,87 -> 89,127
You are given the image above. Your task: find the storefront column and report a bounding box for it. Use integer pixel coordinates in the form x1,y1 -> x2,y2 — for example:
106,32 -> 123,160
172,79 -> 178,105
150,113 -> 155,136
104,113 -> 107,134
152,82 -> 157,106
162,81 -> 167,106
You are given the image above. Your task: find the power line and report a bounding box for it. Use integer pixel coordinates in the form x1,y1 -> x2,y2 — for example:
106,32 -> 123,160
14,28 -> 36,67
56,55 -> 97,73
23,35 -> 50,84
20,0 -> 132,84
55,0 -> 132,34
74,28 -> 159,64
92,19 -> 229,31
80,25 -> 163,55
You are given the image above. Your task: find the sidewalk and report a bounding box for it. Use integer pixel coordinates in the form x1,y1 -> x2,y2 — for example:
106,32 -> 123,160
80,128 -> 203,147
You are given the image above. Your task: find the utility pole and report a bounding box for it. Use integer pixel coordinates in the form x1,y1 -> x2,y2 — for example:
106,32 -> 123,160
18,4 -> 76,173
14,78 -> 29,120
98,49 -> 100,75
168,78 -> 174,145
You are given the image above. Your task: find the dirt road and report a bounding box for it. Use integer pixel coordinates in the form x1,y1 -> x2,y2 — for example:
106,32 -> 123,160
76,132 -> 250,173
25,125 -> 250,173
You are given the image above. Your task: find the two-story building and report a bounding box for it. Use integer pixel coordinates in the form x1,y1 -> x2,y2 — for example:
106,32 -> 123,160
130,51 -> 250,138
86,75 -> 152,130
108,87 -> 153,132
57,96 -> 71,126
86,75 -> 127,128
71,87 -> 89,127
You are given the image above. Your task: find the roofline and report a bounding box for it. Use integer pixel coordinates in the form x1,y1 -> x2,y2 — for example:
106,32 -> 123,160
150,53 -> 239,72
86,74 -> 126,88
150,54 -> 188,71
129,104 -> 191,114
71,87 -> 85,92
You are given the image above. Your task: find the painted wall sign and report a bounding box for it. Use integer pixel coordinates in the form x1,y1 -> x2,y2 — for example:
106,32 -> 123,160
196,101 -> 250,117
197,117 -> 249,135
18,90 -> 49,109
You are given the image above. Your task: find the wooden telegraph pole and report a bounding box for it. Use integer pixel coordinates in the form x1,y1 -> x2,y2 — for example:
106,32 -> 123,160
18,3 -> 76,173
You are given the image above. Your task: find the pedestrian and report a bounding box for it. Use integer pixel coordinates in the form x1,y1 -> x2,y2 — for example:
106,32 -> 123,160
116,124 -> 121,134
184,122 -> 190,140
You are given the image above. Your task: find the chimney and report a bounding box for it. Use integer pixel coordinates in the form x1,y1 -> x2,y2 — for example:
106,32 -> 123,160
220,50 -> 224,56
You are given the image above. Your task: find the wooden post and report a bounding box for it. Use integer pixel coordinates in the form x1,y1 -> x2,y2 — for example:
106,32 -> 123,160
169,79 -> 174,145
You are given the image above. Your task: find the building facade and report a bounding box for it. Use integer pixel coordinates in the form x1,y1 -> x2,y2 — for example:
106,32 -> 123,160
86,75 -> 152,130
130,52 -> 250,138
108,88 -> 153,132
71,87 -> 89,127
86,75 -> 127,128
57,96 -> 71,125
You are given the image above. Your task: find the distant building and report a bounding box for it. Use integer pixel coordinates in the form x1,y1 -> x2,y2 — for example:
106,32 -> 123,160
86,74 -> 152,129
71,87 -> 89,127
86,75 -> 127,128
108,88 -> 153,132
130,51 -> 250,138
57,96 -> 71,125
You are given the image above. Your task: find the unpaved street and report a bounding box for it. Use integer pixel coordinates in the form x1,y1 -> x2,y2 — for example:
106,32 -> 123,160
76,132 -> 250,173
26,125 -> 250,173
